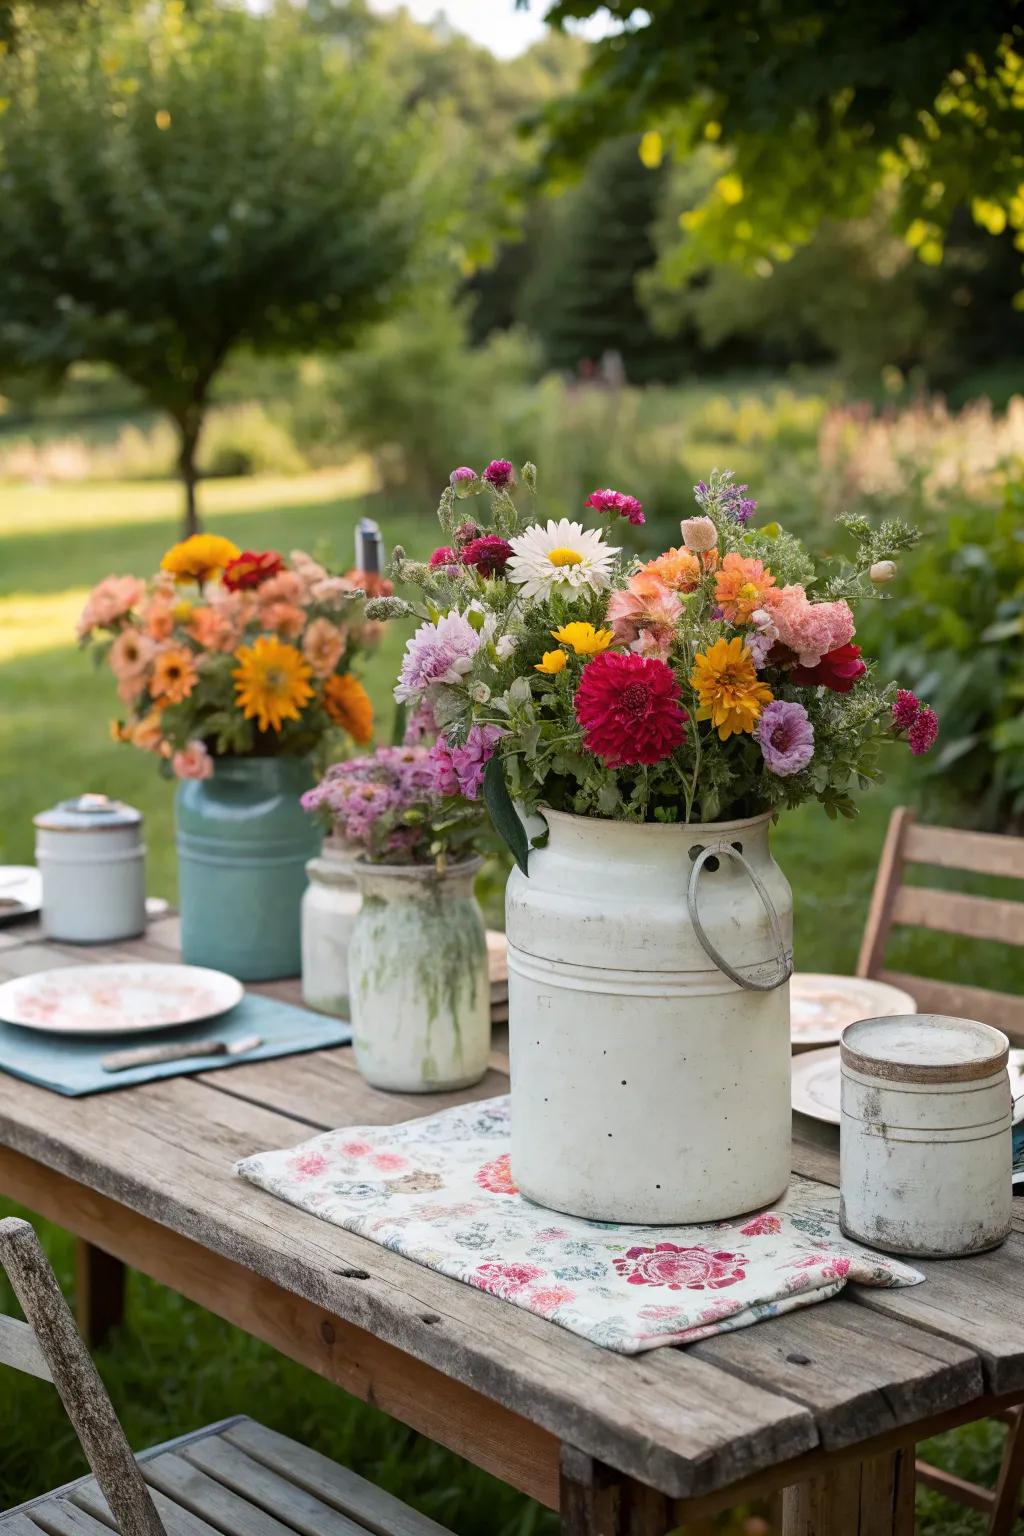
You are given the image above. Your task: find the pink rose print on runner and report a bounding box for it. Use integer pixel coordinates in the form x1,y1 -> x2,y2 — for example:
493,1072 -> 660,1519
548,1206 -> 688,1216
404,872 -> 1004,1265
370,1152 -> 409,1173
475,1262 -> 545,1299
613,1243 -> 747,1291
740,1212 -> 783,1236
474,1153 -> 519,1196
528,1285 -> 577,1315
784,1252 -> 851,1280
290,1150 -> 328,1179
340,1139 -> 373,1157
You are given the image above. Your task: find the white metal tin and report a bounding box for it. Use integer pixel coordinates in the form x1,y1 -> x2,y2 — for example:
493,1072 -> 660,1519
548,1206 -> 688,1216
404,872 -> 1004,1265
840,1014 -> 1012,1257
505,808 -> 793,1224
301,840 -> 361,1018
34,793 -> 146,944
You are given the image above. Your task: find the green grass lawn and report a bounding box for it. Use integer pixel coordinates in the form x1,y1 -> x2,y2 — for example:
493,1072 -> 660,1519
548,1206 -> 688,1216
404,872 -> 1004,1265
0,472 -> 1020,1534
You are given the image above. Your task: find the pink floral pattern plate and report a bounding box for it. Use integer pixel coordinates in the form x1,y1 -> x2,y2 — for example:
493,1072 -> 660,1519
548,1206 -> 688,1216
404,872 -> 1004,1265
236,1095 -> 922,1354
790,973 -> 916,1048
0,963 -> 243,1037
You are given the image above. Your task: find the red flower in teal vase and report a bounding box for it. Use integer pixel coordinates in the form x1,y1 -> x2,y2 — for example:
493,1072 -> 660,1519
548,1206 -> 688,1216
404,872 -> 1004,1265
474,1262 -> 544,1299
739,1212 -> 783,1236
474,1153 -> 519,1196
613,1243 -> 747,1291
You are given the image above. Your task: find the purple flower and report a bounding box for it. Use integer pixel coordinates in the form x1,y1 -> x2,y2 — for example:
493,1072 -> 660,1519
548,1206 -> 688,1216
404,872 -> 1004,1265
483,459 -> 514,489
908,707 -> 938,755
394,611 -> 486,703
891,689 -> 921,730
430,725 -> 506,801
450,466 -> 480,498
460,535 -> 513,576
403,697 -> 438,744
693,473 -> 757,526
584,488 -> 646,526
754,700 -> 815,776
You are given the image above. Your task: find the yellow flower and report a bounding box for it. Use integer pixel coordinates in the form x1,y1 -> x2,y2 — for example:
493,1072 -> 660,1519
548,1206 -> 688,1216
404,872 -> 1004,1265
161,533 -> 241,585
109,719 -> 130,743
535,649 -> 568,675
150,645 -> 198,704
690,636 -> 773,740
172,598 -> 195,623
233,635 -> 314,733
550,622 -> 614,655
322,673 -> 374,745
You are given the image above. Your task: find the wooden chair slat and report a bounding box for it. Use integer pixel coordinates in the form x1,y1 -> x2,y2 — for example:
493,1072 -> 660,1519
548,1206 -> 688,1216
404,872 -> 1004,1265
904,823 -> 1024,880
73,1481 -> 219,1536
181,1439 -> 367,1536
913,1460 -> 994,1514
876,970 -> 1024,1044
1,1517 -> 56,1536
891,886 -> 1024,946
142,1454 -> 299,1536
223,1422 -> 454,1536
0,1314 -> 54,1381
22,1499 -> 116,1536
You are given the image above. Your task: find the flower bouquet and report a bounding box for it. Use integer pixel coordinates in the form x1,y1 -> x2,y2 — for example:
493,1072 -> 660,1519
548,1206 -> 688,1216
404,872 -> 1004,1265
372,459 -> 935,1221
303,747 -> 491,1091
78,532 -> 388,980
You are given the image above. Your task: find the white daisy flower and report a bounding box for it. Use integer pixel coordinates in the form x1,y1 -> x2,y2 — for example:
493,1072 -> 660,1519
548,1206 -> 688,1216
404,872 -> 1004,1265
506,519 -> 619,601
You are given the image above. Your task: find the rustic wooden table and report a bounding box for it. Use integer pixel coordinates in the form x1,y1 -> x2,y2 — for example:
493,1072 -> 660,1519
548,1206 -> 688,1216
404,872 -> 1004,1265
1,917 -> 1022,1536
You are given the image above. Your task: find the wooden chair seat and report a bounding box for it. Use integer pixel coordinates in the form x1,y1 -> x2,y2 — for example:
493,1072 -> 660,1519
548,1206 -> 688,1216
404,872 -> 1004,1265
3,1417 -> 449,1536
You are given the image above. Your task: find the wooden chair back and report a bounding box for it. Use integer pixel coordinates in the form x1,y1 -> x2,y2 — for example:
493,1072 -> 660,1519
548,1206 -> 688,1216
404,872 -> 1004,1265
856,807 -> 1024,1044
0,1217 -> 166,1536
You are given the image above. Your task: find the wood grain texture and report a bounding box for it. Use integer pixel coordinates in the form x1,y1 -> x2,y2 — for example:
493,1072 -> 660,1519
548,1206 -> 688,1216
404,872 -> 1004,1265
559,1449 -> 675,1536
876,970 -> 1024,1043
0,1313 -> 54,1380
903,823 -> 1024,881
856,807 -> 912,979
74,1239 -> 125,1349
891,886 -> 1024,946
781,1448 -> 914,1536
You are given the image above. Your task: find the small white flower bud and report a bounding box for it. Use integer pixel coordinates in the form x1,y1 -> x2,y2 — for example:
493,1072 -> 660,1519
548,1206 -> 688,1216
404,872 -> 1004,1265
869,560 -> 897,584
470,681 -> 491,704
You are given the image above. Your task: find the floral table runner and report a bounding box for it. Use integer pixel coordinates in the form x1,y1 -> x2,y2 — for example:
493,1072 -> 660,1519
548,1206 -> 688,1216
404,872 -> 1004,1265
236,1095 -> 922,1354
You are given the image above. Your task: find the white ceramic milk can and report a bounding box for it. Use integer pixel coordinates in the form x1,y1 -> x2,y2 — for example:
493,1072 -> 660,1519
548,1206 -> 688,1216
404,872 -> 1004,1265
34,793 -> 146,943
505,809 -> 793,1223
301,839 -> 361,1017
840,1014 -> 1012,1257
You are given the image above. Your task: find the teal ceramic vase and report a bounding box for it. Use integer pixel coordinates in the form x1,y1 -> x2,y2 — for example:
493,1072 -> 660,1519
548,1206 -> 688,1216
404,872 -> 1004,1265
176,756 -> 322,981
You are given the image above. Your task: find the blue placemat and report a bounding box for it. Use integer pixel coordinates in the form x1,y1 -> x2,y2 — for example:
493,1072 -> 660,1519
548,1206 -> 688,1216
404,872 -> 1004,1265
0,992 -> 351,1096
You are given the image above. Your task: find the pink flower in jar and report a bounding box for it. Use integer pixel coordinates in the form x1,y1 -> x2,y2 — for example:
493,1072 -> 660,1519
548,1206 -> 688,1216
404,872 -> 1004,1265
612,1243 -> 747,1291
172,740 -> 214,781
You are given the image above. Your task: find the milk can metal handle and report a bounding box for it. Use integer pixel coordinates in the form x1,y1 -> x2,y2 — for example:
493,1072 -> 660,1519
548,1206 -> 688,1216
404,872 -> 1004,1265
686,842 -> 794,992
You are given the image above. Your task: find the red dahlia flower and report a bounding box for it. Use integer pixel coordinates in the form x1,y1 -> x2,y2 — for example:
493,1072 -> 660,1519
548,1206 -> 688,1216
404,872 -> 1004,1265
460,535 -> 513,577
790,642 -> 866,693
222,550 -> 285,591
574,651 -> 687,767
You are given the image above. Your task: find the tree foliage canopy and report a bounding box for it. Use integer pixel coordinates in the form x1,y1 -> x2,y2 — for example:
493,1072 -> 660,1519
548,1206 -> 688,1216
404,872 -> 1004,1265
523,1 -> 1024,291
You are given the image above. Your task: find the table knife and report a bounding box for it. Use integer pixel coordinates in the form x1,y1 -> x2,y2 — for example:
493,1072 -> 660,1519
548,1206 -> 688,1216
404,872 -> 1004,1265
101,1033 -> 263,1073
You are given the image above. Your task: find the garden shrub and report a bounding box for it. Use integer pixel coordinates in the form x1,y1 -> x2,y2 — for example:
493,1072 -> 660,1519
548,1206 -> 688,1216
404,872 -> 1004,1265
198,403 -> 308,478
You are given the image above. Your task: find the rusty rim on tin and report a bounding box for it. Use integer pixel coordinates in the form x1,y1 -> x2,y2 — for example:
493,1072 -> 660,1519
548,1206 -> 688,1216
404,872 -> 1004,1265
840,1013 -> 1009,1084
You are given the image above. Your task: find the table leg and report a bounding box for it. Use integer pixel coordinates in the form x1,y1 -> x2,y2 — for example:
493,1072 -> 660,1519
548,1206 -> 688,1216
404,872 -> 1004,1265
559,1447 -> 679,1535
781,1448 -> 915,1536
75,1239 -> 125,1348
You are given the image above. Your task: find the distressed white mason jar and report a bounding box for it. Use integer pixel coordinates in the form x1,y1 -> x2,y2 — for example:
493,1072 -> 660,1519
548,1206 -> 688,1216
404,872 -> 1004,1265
301,839 -> 361,1017
34,793 -> 146,944
348,857 -> 490,1092
840,1014 -> 1012,1257
506,809 -> 793,1223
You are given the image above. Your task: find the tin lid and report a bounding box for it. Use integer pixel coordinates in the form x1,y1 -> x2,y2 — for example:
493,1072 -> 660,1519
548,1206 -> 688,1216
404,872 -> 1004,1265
34,793 -> 142,832
840,1014 -> 1009,1084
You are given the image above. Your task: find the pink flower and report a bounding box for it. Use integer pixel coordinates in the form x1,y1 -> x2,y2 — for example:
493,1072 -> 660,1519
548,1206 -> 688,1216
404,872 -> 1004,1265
679,515 -> 718,553
612,1243 -> 747,1291
429,546 -> 459,568
108,628 -> 156,702
474,1261 -> 544,1299
172,740 -> 214,781
482,459 -> 514,488
575,650 -> 687,768
77,575 -> 146,638
909,707 -> 939,755
739,1212 -> 783,1236
450,466 -> 480,496
766,586 -> 856,668
257,570 -> 303,606
528,1285 -> 576,1315
754,700 -> 815,776
340,1139 -> 373,1157
394,611 -> 486,702
474,1153 -> 519,1196
291,1149 -> 328,1178
370,1152 -> 409,1173
607,571 -> 683,657
429,724 -> 505,800
585,487 -> 646,526
302,617 -> 345,677
891,688 -> 921,730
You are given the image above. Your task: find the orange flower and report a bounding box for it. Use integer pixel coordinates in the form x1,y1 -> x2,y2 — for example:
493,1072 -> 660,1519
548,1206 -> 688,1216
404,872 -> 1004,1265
150,645 -> 198,704
302,617 -> 346,677
142,596 -> 176,641
130,709 -> 171,756
109,629 -> 156,705
640,546 -> 717,593
322,673 -> 374,744
714,552 -> 776,624
260,601 -> 306,640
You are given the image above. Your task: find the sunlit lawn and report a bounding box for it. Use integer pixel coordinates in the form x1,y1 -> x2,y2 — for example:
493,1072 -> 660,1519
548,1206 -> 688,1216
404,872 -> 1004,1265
0,470 -> 1018,1534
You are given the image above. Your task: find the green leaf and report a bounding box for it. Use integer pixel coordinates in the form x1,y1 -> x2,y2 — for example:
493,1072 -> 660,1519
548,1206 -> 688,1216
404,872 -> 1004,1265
483,753 -> 530,877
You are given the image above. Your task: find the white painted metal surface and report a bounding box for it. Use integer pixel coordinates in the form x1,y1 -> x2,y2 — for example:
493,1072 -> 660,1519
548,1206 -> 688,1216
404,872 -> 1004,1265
301,841 -> 361,1018
348,857 -> 490,1092
840,1013 -> 1013,1257
505,809 -> 793,1223
34,794 -> 146,944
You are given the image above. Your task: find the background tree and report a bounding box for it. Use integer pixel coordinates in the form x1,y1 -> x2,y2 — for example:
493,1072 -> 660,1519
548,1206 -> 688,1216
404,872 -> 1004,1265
0,1 -> 445,533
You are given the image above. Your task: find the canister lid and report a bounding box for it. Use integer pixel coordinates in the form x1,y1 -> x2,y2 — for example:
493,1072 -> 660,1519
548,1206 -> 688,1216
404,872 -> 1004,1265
34,793 -> 142,832
841,1014 -> 1009,1084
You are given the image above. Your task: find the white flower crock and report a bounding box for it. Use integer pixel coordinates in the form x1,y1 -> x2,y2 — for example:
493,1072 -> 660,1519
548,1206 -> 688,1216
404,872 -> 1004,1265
301,839 -> 361,1017
348,857 -> 490,1092
506,808 -> 793,1223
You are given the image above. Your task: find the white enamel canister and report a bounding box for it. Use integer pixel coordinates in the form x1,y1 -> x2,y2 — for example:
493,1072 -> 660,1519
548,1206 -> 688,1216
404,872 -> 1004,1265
505,809 -> 793,1224
840,1014 -> 1012,1258
301,838 -> 362,1017
34,793 -> 147,944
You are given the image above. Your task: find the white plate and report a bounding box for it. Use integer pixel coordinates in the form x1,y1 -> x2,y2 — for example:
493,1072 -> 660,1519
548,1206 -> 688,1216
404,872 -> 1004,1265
791,972 -> 917,1048
792,1045 -> 1024,1127
0,867 -> 42,926
0,963 -> 243,1038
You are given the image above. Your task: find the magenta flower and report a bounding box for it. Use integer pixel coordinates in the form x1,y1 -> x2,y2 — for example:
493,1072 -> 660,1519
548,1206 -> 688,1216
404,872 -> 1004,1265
909,707 -> 939,755
429,545 -> 458,568
584,488 -> 646,526
891,689 -> 921,730
450,466 -> 479,497
460,535 -> 513,577
754,700 -> 815,776
482,459 -> 514,489
430,724 -> 506,800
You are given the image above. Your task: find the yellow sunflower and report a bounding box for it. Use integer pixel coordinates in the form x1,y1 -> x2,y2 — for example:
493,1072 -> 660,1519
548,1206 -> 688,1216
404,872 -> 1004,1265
550,622 -> 614,655
233,635 -> 314,733
322,673 -> 374,744
161,534 -> 241,585
690,636 -> 774,740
